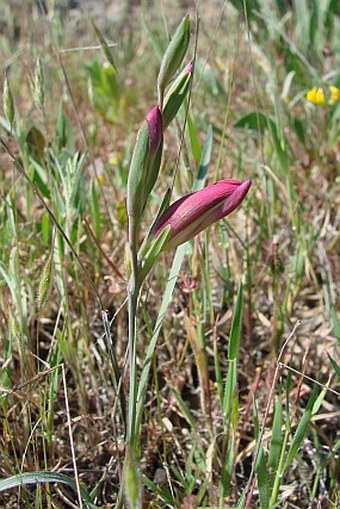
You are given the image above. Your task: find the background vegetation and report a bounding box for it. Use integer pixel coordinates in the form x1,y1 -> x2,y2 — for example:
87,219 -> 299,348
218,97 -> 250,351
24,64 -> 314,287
0,0 -> 339,508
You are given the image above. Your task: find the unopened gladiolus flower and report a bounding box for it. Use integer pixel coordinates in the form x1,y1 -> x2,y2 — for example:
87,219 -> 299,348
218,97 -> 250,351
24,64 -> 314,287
153,179 -> 251,250
306,87 -> 326,106
127,105 -> 163,222
329,86 -> 340,105
146,105 -> 163,152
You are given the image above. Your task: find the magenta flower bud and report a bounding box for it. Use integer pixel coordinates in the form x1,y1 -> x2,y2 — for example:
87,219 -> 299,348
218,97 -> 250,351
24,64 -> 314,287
153,179 -> 251,250
146,105 -> 163,153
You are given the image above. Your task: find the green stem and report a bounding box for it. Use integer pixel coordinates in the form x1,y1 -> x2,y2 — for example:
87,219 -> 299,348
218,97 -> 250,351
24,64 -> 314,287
127,214 -> 139,445
269,426 -> 290,507
127,287 -> 138,444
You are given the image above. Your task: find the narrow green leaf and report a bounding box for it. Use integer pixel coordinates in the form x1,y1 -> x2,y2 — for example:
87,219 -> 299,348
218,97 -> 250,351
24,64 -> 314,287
194,125 -> 213,192
169,386 -> 198,431
292,0 -> 310,50
219,436 -> 235,498
142,16 -> 164,61
223,258 -> 243,419
142,474 -> 175,505
91,180 -> 101,239
0,113 -> 11,133
228,283 -> 243,360
281,71 -> 295,101
30,159 -> 50,198
234,112 -> 276,136
257,445 -> 269,509
91,20 -> 116,70
327,353 -> 340,379
292,116 -> 306,147
312,382 -> 328,415
3,72 -> 15,132
0,471 -> 99,508
223,359 -> 237,421
269,383 -> 283,470
187,113 -> 202,168
284,384 -> 320,469
285,371 -> 292,430
309,0 -> 318,46
56,98 -> 66,149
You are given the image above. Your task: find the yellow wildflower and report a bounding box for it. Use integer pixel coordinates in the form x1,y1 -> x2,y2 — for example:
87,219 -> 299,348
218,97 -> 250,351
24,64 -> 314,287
329,86 -> 340,105
306,87 -> 326,106
97,174 -> 105,186
109,153 -> 118,166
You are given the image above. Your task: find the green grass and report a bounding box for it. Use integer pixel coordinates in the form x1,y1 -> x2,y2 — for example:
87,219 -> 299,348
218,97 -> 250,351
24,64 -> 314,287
0,1 -> 339,508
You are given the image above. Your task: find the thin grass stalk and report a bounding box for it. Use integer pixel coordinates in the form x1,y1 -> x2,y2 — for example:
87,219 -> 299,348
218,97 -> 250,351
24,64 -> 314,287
101,310 -> 126,426
269,416 -> 291,507
61,363 -> 83,509
214,33 -> 239,181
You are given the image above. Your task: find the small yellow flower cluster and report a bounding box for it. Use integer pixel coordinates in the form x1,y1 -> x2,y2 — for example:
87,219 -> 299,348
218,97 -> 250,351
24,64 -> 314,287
97,174 -> 106,186
306,86 -> 340,106
306,87 -> 326,105
329,86 -> 340,105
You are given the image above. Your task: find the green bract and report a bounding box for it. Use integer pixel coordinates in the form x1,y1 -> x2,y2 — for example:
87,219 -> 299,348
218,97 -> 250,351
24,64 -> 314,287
127,121 -> 151,220
127,106 -> 163,227
162,61 -> 193,129
157,14 -> 191,105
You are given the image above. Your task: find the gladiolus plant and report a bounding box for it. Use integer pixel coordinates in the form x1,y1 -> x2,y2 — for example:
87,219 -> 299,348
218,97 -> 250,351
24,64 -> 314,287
123,14 -> 251,509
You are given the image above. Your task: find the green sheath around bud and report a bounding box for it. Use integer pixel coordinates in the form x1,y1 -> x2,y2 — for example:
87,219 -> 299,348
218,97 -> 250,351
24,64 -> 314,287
143,138 -> 163,206
127,121 -> 150,219
157,14 -> 190,105
127,106 -> 163,227
162,61 -> 193,129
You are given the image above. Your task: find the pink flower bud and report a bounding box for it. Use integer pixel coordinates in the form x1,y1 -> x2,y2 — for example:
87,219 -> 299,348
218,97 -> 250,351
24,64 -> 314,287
183,60 -> 194,74
153,179 -> 251,250
146,105 -> 163,153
